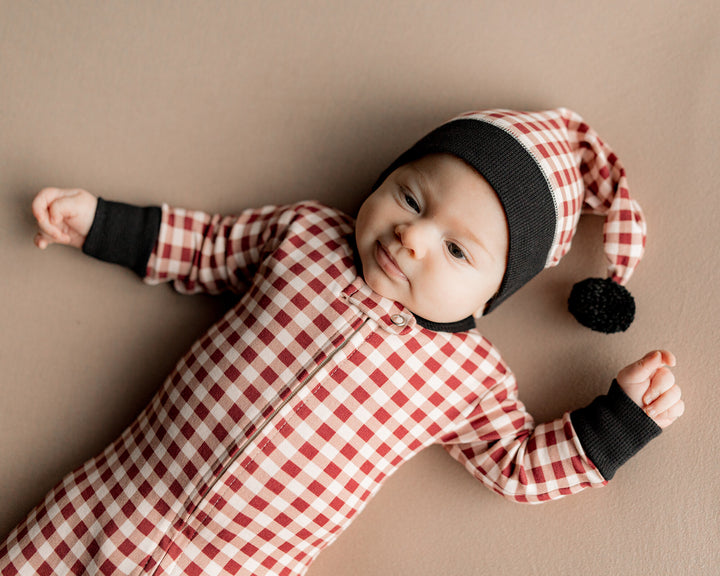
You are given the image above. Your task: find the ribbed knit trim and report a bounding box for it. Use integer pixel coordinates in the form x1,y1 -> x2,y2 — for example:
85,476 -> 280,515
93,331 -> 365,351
413,314 -> 476,333
373,118 -> 557,315
570,380 -> 662,481
82,198 -> 162,278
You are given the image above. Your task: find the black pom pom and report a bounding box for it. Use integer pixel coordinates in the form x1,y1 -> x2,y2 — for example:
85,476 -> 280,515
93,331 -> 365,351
568,277 -> 635,333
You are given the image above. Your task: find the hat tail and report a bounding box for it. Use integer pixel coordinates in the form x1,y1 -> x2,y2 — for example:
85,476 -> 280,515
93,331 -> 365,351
563,109 -> 647,286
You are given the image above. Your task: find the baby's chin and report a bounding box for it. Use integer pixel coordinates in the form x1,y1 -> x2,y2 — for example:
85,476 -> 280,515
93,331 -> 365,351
413,310 -> 478,323
390,297 -> 479,324
361,263 -> 485,323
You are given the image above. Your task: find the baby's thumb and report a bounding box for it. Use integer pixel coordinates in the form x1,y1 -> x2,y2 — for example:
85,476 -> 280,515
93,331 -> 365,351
617,350 -> 676,386
34,231 -> 55,250
618,352 -> 657,385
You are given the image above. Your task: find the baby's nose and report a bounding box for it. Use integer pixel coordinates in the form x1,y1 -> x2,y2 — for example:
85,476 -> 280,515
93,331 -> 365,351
395,222 -> 429,259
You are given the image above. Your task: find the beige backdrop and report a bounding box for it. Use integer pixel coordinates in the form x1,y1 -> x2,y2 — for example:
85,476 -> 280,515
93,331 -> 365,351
1,1 -> 718,574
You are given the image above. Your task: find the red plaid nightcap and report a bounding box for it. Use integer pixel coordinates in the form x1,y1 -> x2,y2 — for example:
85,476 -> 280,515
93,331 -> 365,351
374,108 -> 646,333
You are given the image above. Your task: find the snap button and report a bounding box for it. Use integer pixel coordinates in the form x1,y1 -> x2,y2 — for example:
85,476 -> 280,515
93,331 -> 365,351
390,314 -> 408,327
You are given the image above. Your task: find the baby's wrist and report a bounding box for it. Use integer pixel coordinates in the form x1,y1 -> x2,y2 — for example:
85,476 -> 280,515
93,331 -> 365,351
570,380 -> 662,480
82,198 -> 162,277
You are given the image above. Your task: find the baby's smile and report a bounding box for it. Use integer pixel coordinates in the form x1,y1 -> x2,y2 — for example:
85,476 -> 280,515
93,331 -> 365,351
374,240 -> 408,282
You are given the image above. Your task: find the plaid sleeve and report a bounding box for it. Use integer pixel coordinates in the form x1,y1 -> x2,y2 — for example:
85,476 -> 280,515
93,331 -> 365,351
144,202 -> 307,294
441,370 -> 608,504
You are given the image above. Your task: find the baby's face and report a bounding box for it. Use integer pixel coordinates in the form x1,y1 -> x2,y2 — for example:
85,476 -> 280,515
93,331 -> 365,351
356,154 -> 509,323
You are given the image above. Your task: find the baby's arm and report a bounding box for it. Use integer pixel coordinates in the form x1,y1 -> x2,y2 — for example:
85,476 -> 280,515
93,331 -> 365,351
32,188 -> 98,250
443,349 -> 684,502
31,187 -> 342,295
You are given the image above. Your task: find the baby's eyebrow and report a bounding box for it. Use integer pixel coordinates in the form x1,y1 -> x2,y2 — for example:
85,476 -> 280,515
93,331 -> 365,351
457,223 -> 495,261
406,164 -> 430,192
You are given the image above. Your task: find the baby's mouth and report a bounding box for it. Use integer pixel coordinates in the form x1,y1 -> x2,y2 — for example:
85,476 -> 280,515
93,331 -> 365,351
375,241 -> 407,281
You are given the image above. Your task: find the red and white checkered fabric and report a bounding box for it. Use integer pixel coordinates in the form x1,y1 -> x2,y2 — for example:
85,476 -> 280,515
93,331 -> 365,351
1,202 -> 606,576
458,108 -> 646,284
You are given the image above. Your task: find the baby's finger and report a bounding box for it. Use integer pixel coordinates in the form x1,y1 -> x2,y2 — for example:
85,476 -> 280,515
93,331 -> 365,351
642,366 -> 675,405
36,217 -> 70,243
32,188 -> 64,224
47,198 -> 76,240
32,188 -> 70,240
34,218 -> 63,242
644,384 -> 682,421
617,350 -> 674,386
34,232 -> 54,250
652,399 -> 685,429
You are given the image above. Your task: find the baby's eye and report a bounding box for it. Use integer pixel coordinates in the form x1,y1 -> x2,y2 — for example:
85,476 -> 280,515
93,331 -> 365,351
447,242 -> 466,260
403,192 -> 421,213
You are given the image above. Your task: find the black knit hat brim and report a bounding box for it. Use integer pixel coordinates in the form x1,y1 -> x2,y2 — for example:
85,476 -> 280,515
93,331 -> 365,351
373,119 -> 557,313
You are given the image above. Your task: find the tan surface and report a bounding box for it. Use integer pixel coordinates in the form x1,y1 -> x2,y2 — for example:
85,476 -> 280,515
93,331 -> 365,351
1,1 -> 718,574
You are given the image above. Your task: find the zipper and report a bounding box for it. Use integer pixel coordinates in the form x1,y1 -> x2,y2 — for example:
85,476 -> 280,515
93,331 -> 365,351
190,316 -> 368,512
148,317 -> 369,574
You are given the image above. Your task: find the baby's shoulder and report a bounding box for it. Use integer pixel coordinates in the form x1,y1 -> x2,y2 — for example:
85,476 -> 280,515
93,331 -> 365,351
286,200 -> 355,235
292,199 -> 353,221
450,329 -> 515,387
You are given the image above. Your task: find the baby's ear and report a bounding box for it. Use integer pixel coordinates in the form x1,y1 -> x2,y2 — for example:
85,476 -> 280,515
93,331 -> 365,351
473,304 -> 489,320
476,291 -> 499,318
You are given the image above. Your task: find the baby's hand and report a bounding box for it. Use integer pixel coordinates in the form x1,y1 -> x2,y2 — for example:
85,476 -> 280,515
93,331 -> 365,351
32,188 -> 98,250
616,350 -> 684,429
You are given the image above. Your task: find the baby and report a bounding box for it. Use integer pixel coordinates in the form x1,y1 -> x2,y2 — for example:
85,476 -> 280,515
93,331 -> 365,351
3,108 -> 683,576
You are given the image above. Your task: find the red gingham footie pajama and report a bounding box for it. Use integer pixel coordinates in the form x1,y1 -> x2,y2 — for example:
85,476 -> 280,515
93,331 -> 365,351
2,200 -> 659,575
3,108 -> 661,575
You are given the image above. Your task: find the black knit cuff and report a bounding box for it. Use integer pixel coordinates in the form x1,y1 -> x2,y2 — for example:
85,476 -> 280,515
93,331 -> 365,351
82,198 -> 162,278
570,380 -> 662,481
